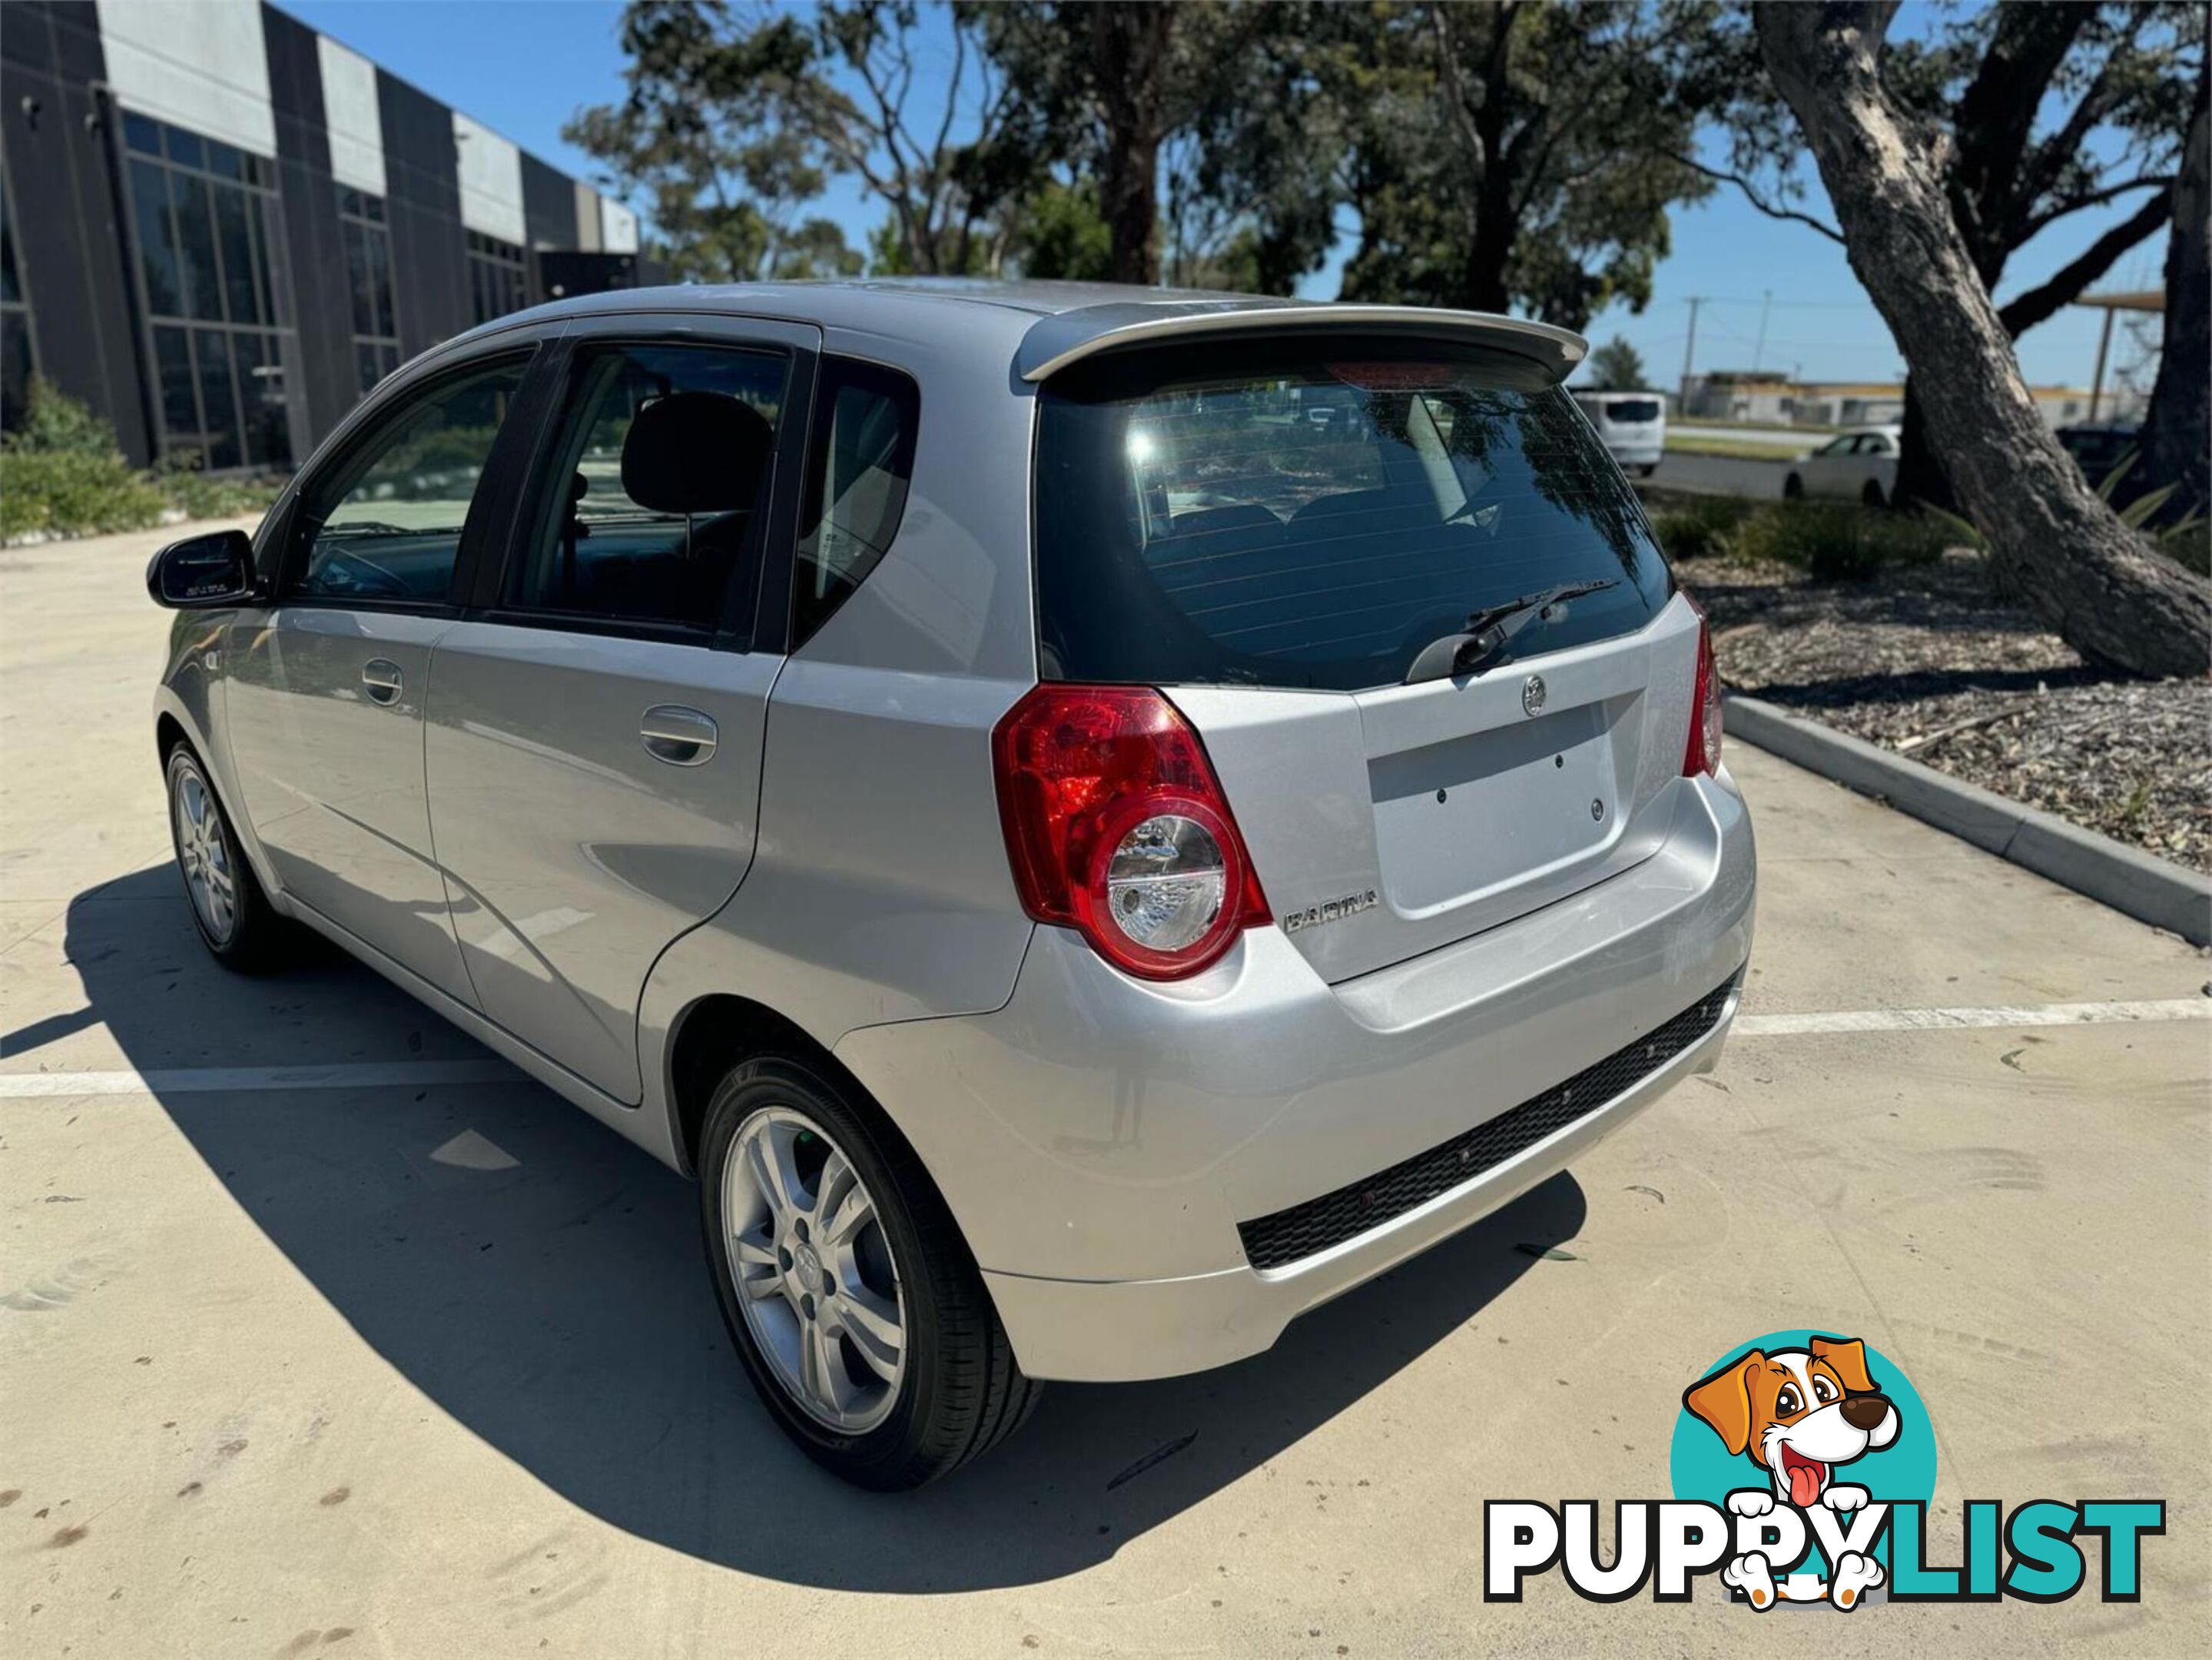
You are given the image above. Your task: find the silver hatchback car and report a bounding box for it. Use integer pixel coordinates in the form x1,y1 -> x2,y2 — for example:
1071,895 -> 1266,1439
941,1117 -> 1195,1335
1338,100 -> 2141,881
148,281 -> 1754,1488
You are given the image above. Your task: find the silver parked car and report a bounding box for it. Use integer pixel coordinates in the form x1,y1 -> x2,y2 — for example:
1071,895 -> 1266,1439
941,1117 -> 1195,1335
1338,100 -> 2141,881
148,282 -> 1754,1488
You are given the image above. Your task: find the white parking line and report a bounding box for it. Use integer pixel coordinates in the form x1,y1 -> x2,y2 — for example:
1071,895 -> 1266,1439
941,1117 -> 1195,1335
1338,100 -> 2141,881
1732,998 -> 2210,1038
0,999 -> 2203,1099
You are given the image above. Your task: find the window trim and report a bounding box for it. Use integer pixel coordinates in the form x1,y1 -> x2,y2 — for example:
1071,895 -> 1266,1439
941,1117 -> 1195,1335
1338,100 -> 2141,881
467,320 -> 821,653
789,354 -> 921,652
276,344 -> 546,615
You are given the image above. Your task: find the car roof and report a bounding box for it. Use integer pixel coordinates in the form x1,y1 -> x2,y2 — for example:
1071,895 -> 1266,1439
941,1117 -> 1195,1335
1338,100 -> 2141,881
459,278 -> 1590,385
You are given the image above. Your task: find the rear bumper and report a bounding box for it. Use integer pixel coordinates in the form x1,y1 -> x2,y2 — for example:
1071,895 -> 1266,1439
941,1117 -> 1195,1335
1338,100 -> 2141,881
835,772 -> 1754,1382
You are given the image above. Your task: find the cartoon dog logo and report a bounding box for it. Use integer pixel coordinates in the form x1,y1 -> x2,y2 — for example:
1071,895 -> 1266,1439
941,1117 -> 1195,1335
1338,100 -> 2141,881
1683,1335 -> 1901,1609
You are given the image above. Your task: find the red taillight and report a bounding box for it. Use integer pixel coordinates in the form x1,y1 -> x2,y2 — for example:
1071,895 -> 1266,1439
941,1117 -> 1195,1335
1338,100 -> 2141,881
992,684 -> 1271,980
1683,599 -> 1723,777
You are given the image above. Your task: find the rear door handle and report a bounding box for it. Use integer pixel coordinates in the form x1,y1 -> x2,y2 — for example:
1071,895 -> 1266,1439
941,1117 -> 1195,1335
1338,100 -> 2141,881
640,704 -> 717,766
361,658 -> 403,706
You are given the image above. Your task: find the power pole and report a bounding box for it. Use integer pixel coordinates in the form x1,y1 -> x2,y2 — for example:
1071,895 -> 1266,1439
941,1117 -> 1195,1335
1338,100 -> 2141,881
1752,290 -> 1772,374
1679,297 -> 1703,413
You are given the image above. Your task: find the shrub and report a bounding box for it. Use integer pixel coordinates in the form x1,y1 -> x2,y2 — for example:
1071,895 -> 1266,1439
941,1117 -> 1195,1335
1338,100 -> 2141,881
156,452 -> 285,522
2,377 -> 285,541
0,380 -> 167,539
1647,495 -> 1748,563
1727,500 -> 1954,582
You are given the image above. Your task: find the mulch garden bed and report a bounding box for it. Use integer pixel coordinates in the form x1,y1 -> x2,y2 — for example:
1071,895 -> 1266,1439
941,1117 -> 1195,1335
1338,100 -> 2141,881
1675,549 -> 2212,876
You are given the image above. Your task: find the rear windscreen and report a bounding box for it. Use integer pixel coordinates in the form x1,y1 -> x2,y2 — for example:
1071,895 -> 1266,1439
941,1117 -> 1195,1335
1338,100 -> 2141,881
1599,397 -> 1663,423
1035,340 -> 1671,692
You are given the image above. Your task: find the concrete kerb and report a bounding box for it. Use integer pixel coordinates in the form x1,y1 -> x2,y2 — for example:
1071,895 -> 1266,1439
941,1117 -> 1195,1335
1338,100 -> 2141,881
1723,693 -> 2212,948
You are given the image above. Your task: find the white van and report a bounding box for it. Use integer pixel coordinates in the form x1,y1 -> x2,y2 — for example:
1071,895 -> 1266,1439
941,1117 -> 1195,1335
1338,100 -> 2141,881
1573,390 -> 1666,477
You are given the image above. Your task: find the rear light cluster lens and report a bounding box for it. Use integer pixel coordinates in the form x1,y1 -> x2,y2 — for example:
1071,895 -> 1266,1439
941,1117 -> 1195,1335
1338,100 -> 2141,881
993,686 -> 1271,980
1683,600 -> 1723,777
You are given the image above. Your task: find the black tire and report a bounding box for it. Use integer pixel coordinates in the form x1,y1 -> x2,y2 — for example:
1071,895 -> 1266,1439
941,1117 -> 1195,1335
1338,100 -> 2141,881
1861,480 -> 1887,509
698,1056 -> 1040,1489
1639,462 -> 1658,478
163,742 -> 289,972
1783,473 -> 1804,500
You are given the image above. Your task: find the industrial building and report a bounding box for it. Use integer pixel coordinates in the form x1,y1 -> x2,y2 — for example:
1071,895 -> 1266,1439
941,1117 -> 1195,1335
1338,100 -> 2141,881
1,0 -> 658,469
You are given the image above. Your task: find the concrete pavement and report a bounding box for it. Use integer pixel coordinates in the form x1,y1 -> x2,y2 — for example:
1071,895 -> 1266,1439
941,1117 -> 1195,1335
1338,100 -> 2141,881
3,523 -> 2207,1656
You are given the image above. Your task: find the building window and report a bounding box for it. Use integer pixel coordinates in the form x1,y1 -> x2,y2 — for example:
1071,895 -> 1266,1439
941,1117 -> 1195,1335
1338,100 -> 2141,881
1,167 -> 33,432
340,188 -> 401,397
467,231 -> 528,325
120,111 -> 292,470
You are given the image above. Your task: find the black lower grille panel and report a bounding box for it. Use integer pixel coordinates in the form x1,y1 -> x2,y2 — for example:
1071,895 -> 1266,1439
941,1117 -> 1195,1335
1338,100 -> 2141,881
1235,974 -> 1741,1272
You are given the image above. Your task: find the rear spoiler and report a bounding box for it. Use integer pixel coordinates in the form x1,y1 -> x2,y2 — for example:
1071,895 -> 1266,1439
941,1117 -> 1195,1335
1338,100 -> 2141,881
1016,302 -> 1587,385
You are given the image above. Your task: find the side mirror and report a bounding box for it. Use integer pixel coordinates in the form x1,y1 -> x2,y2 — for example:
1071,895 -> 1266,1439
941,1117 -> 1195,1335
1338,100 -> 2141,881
146,529 -> 257,609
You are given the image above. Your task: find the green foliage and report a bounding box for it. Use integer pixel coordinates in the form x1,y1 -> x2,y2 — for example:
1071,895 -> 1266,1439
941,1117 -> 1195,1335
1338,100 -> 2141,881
1585,337 -> 1651,393
1010,178 -> 1113,281
1,379 -> 166,540
1647,494 -> 1749,563
155,453 -> 284,521
1647,488 -> 1962,582
1,378 -> 281,542
1337,2 -> 1710,328
1728,502 -> 1955,583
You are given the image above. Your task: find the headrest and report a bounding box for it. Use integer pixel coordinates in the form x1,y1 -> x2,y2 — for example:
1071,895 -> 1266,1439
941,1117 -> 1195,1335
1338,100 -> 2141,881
620,392 -> 774,515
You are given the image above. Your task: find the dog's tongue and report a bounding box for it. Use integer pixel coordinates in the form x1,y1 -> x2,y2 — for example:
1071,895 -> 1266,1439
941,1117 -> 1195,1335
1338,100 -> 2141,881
1787,1459 -> 1824,1508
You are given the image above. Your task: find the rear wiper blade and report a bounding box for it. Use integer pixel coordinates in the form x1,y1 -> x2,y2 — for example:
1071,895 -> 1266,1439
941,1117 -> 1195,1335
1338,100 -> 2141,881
1403,579 -> 1620,685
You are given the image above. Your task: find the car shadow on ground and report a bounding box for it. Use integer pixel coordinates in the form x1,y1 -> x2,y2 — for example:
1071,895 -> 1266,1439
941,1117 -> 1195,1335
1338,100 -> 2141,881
48,865 -> 1583,1593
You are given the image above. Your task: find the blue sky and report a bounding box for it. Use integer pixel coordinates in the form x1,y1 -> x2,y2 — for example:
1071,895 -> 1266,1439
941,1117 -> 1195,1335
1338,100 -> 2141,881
280,0 -> 2173,396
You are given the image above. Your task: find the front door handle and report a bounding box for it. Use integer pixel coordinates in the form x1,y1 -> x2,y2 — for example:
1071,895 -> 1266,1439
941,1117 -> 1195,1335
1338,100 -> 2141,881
361,658 -> 403,706
641,704 -> 718,766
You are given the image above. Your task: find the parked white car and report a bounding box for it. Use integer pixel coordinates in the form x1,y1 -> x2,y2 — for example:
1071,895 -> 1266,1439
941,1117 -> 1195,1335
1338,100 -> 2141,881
1784,424 -> 1901,506
1572,390 -> 1666,476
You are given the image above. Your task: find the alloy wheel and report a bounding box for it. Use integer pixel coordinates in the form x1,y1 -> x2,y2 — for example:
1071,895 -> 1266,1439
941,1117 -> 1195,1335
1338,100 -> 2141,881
173,765 -> 238,945
721,1107 -> 907,1433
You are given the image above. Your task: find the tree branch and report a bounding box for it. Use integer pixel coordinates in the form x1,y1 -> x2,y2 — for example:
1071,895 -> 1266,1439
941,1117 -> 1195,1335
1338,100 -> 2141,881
1667,152 -> 1844,241
1999,185 -> 2175,338
2025,173 -> 2177,235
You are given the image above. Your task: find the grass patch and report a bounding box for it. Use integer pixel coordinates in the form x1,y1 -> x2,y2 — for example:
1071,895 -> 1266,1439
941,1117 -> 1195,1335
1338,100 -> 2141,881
1,378 -> 285,543
1663,431 -> 1809,460
1675,413 -> 1837,435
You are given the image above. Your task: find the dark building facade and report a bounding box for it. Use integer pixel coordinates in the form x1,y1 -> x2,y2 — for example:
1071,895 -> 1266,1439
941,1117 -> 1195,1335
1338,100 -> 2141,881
0,1 -> 656,469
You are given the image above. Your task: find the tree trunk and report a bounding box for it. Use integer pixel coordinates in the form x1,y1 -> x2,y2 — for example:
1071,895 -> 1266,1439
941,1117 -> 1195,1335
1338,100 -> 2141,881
2141,82 -> 2209,520
1893,380 -> 1955,513
1093,4 -> 1174,286
1753,1 -> 2211,678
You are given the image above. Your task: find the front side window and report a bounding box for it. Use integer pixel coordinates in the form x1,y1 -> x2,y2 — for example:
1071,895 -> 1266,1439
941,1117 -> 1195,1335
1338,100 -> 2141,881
291,356 -> 530,603
120,112 -> 291,469
1035,339 -> 1670,692
793,359 -> 918,647
504,343 -> 787,632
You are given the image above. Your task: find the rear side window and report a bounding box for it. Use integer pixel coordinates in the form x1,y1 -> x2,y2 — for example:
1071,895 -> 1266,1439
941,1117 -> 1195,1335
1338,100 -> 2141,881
792,357 -> 919,648
506,342 -> 787,632
1035,340 -> 1670,692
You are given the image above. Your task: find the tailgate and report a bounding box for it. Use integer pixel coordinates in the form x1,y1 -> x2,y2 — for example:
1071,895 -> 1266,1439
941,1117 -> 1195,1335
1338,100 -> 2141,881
1172,596 -> 1703,982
